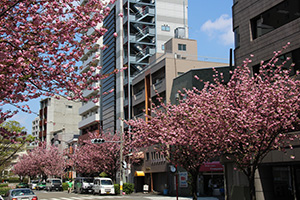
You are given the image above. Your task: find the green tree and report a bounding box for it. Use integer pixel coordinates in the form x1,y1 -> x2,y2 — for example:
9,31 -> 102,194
0,120 -> 31,168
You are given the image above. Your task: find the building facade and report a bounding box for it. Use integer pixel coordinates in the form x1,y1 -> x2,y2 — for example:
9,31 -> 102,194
78,0 -> 189,142
131,37 -> 228,194
39,97 -> 81,153
104,0 -> 188,134
229,0 -> 300,199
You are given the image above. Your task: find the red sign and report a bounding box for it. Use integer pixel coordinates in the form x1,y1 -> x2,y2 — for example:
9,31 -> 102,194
199,161 -> 224,172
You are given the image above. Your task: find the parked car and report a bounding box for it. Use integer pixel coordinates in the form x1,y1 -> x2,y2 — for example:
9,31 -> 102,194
36,181 -> 46,190
3,188 -> 38,200
74,177 -> 94,194
92,177 -> 115,195
16,182 -> 29,188
45,178 -> 62,191
0,195 -> 3,200
29,180 -> 39,190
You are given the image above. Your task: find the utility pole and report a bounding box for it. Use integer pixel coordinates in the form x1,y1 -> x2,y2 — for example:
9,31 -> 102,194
119,128 -> 124,195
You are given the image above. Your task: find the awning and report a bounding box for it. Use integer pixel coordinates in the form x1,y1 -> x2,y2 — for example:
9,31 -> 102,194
134,171 -> 145,177
200,161 -> 224,172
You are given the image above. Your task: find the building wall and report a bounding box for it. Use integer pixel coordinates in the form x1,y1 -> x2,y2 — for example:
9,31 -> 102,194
78,1 -> 103,137
39,97 -> 81,151
156,0 -> 188,53
233,0 -> 300,68
132,38 -> 228,106
31,117 -> 39,138
102,8 -> 117,133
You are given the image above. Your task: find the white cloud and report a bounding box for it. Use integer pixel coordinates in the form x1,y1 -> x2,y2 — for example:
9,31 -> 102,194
200,14 -> 234,45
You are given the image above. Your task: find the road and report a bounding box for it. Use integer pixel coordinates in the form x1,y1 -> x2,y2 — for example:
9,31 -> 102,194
34,190 -> 220,200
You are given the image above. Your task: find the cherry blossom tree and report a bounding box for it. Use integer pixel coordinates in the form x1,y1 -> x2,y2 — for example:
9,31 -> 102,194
126,92 -> 225,199
126,44 -> 300,200
69,133 -> 122,182
0,0 -> 121,145
13,142 -> 66,178
206,47 -> 300,200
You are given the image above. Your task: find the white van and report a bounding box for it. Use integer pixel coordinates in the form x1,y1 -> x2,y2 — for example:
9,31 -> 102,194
92,177 -> 115,195
74,177 -> 94,194
45,178 -> 63,191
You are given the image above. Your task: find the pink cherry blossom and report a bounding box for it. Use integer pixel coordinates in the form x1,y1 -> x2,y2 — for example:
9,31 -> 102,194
126,44 -> 300,200
13,142 -> 66,178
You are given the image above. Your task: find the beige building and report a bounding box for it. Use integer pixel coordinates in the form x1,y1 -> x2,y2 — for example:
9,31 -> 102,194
39,97 -> 81,153
131,37 -> 228,194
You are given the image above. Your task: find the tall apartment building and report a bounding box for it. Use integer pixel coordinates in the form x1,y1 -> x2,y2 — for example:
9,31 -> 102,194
39,97 -> 81,152
229,0 -> 300,199
78,0 -> 188,139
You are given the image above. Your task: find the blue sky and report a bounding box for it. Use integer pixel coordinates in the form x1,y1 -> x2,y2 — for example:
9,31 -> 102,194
6,0 -> 234,134
188,0 -> 234,62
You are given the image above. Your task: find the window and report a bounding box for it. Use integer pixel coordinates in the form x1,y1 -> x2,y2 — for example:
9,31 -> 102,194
251,0 -> 300,39
161,24 -> 170,32
161,44 -> 165,51
234,27 -> 240,48
178,44 -> 186,51
252,48 -> 300,76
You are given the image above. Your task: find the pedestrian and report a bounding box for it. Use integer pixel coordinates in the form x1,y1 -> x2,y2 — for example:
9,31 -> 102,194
208,178 -> 213,196
68,180 -> 73,193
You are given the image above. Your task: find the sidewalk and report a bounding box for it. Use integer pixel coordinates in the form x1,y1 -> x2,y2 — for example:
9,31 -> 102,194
130,192 -> 223,200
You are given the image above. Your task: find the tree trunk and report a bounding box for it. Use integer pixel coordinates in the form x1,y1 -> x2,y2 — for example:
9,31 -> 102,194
246,167 -> 256,200
189,171 -> 198,200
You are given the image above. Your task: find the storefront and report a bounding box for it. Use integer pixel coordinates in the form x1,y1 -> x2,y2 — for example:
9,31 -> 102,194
199,161 -> 224,196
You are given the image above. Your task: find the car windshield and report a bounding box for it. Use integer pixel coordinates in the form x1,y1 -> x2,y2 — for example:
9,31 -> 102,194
11,189 -> 34,196
32,181 -> 38,184
101,180 -> 112,185
84,179 -> 94,183
52,180 -> 61,184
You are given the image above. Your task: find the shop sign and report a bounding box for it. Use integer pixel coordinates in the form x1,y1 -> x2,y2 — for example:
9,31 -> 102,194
179,172 -> 188,188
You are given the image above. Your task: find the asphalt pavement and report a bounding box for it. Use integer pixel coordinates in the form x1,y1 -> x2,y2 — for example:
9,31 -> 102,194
35,190 -> 222,200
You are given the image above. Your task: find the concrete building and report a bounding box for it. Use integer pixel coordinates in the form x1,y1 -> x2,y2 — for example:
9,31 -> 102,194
31,117 -> 39,139
39,97 -> 81,153
77,9 -> 103,140
77,0 -> 191,161
29,116 -> 40,148
131,37 -> 228,194
233,0 -> 300,72
227,0 -> 300,199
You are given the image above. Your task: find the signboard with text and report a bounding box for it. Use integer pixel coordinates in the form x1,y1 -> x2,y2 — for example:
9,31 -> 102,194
179,172 -> 188,188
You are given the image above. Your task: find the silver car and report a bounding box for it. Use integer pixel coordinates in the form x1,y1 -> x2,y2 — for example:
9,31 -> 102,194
3,188 -> 38,200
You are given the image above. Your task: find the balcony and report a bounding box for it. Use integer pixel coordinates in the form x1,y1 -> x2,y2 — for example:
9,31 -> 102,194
86,23 -> 102,36
81,51 -> 100,72
151,78 -> 166,97
124,97 -> 128,107
82,82 -> 100,97
133,113 -> 145,121
79,101 -> 100,115
132,89 -> 145,106
78,114 -> 100,129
